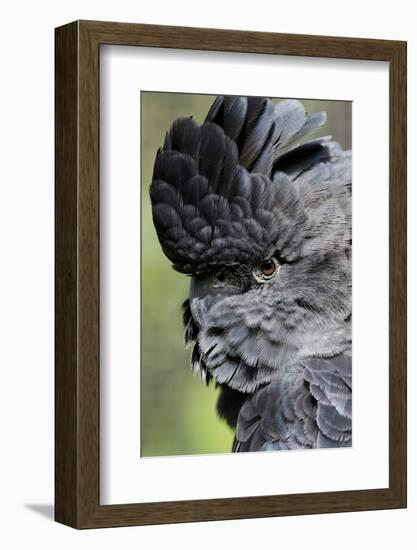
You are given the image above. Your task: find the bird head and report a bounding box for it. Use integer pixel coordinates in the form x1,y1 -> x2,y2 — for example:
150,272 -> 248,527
150,96 -> 351,393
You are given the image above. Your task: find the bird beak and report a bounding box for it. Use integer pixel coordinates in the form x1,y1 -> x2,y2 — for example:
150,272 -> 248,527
188,274 -> 243,329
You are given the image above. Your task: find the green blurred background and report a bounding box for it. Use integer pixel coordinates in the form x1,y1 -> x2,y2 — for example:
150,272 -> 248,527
140,92 -> 351,457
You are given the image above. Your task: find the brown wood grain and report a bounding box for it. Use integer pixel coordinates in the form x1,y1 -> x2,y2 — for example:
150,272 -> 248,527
55,20 -> 407,529
55,21 -> 79,527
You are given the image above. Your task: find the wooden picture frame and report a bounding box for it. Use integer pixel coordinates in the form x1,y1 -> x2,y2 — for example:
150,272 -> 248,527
55,20 -> 407,528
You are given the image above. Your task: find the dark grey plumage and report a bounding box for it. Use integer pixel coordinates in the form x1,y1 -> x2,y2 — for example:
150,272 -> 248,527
234,354 -> 351,451
150,95 -> 352,452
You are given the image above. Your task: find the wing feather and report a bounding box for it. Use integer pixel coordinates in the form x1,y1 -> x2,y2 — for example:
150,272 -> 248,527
234,354 -> 351,451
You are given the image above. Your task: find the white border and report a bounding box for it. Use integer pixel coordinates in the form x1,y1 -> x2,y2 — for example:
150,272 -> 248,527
100,45 -> 389,505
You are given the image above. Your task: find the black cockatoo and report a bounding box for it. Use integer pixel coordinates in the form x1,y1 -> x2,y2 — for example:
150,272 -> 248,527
150,96 -> 352,452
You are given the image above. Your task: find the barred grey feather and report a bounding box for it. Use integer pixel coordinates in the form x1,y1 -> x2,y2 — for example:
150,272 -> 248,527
234,355 -> 351,451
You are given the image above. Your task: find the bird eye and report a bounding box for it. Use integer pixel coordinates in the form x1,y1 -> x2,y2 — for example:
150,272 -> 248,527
260,259 -> 276,277
253,258 -> 280,283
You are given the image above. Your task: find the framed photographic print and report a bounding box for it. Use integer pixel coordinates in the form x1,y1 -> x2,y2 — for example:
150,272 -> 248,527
55,20 -> 407,528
